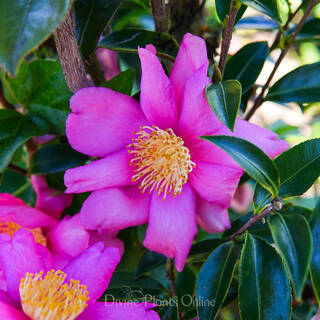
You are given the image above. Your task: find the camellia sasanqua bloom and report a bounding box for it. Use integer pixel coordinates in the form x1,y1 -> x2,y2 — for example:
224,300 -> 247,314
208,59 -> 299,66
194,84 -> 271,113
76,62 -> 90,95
0,229 -> 159,319
0,176 -> 123,277
64,33 -> 288,271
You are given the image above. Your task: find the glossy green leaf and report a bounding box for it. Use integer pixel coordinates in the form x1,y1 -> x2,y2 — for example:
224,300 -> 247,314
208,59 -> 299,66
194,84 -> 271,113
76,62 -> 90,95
205,80 -> 241,131
0,0 -> 72,75
310,200 -> 320,304
201,135 -> 279,196
0,111 -> 50,173
30,143 -> 88,174
215,0 -> 247,24
135,251 -> 166,277
76,0 -> 123,57
239,0 -> 282,23
224,42 -> 269,94
275,139 -> 320,198
99,29 -> 179,61
268,213 -> 312,299
266,63 -> 320,103
254,139 -> 320,212
103,68 -> 136,95
177,267 -> 196,312
239,233 -> 291,320
197,242 -> 240,320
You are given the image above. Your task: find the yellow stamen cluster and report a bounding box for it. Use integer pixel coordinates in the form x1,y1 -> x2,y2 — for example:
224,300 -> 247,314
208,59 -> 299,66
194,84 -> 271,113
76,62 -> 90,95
128,125 -> 196,200
0,221 -> 47,247
19,270 -> 89,320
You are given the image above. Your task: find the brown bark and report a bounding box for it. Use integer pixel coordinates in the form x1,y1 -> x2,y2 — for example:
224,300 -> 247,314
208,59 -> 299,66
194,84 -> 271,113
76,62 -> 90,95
54,9 -> 93,92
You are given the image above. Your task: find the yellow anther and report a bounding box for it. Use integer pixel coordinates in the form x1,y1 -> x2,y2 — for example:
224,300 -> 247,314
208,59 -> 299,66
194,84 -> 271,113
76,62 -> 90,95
0,221 -> 47,247
19,270 -> 89,320
127,126 -> 195,200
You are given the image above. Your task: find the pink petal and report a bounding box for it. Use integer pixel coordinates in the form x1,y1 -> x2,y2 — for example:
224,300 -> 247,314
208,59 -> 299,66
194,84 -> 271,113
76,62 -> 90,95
143,183 -> 197,272
80,187 -> 150,232
233,119 -> 289,158
170,33 -> 209,105
64,150 -> 134,194
0,302 -> 28,320
177,65 -> 238,168
51,252 -> 73,270
138,47 -> 178,129
63,244 -> 120,303
78,302 -> 160,320
0,230 -> 52,302
96,48 -> 120,81
0,291 -> 18,309
189,161 -> 242,205
66,87 -> 147,157
196,197 -> 231,233
0,194 -> 56,228
230,183 -> 253,213
31,176 -> 72,220
89,230 -> 124,256
47,215 -> 89,258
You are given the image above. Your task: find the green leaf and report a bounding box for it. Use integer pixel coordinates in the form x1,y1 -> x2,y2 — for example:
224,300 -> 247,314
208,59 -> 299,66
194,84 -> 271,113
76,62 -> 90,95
135,251 -> 167,277
27,60 -> 72,134
224,42 -> 269,94
295,18 -> 320,43
196,242 -> 240,320
0,0 -> 72,75
0,111 -> 50,173
239,233 -> 291,320
275,139 -> 320,198
30,143 -> 88,174
29,60 -> 71,106
205,80 -> 241,131
201,135 -> 279,196
239,0 -> 282,23
215,0 -> 247,24
310,200 -> 320,304
76,0 -> 123,57
254,139 -> 320,212
103,68 -> 136,95
268,213 -> 312,299
266,63 -> 320,103
177,267 -> 196,312
99,29 -> 179,61
0,61 -> 33,105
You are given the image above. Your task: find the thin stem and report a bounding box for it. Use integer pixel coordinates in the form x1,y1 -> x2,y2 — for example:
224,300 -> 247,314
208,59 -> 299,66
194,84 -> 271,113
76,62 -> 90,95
54,8 -> 93,92
166,259 -> 182,320
245,0 -> 318,121
229,198 -> 283,240
13,181 -> 31,197
151,0 -> 169,33
229,205 -> 273,240
218,0 -> 240,78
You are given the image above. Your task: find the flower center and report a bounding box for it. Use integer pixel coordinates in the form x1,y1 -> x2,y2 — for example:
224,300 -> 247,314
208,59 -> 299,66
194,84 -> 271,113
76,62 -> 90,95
0,221 -> 47,247
19,270 -> 89,320
128,126 -> 196,200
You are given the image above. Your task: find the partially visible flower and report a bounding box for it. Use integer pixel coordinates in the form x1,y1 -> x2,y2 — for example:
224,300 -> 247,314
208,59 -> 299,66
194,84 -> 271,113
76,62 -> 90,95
0,230 -> 159,320
230,183 -> 253,213
96,48 -> 120,81
64,33 -> 288,271
0,176 -> 123,284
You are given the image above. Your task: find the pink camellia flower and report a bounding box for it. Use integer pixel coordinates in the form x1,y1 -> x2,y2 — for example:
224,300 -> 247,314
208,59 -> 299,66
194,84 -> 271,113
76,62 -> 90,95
64,33 -> 288,271
0,176 -> 123,277
0,230 -> 159,319
96,48 -> 120,81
